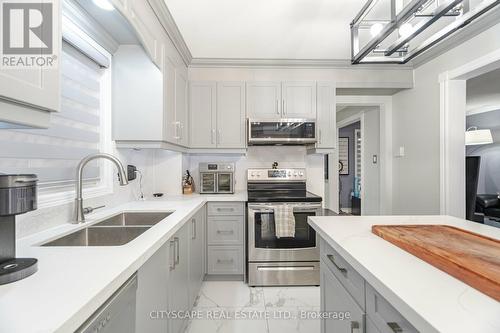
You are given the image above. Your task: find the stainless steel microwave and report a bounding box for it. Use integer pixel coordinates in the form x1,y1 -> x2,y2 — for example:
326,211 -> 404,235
199,162 -> 235,194
248,119 -> 316,145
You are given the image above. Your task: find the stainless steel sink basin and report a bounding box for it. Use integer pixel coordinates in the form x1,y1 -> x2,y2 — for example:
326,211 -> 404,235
93,212 -> 172,227
42,226 -> 150,247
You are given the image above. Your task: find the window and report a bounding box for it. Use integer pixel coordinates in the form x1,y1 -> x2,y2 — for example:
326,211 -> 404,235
0,34 -> 112,207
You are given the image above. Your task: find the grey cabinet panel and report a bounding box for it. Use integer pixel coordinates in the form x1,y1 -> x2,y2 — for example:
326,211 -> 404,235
320,239 -> 365,310
207,202 -> 245,216
321,259 -> 365,333
189,207 -> 206,308
136,244 -> 169,333
189,82 -> 217,148
207,246 -> 244,275
207,216 -> 244,245
316,82 -> 336,149
216,82 -> 246,148
282,81 -> 317,119
366,284 -> 418,333
168,224 -> 190,333
246,81 -> 282,119
367,317 -> 383,333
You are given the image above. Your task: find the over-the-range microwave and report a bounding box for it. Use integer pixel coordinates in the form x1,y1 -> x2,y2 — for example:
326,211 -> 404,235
248,119 -> 317,145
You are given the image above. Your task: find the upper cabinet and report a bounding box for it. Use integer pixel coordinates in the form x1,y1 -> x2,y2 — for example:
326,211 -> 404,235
247,81 -> 316,120
0,1 -> 61,128
174,69 -> 189,146
189,81 -> 246,150
316,82 -> 336,149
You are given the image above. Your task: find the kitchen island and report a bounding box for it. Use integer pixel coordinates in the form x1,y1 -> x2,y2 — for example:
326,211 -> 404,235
308,215 -> 500,333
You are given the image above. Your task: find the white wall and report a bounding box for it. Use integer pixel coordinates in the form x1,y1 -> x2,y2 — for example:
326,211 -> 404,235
185,146 -> 325,201
363,108 -> 380,215
392,22 -> 500,215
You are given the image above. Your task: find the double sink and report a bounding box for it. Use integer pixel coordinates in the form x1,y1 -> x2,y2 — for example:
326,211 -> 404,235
43,212 -> 172,247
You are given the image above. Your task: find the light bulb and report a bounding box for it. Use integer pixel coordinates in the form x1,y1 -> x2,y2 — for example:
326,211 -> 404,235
399,23 -> 414,38
93,0 -> 115,11
370,23 -> 384,37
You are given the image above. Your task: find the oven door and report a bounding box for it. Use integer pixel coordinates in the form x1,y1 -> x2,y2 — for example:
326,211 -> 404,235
248,203 -> 321,262
248,119 -> 316,145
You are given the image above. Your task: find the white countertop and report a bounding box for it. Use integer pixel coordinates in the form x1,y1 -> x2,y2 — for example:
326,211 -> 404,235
0,193 -> 246,333
308,215 -> 500,333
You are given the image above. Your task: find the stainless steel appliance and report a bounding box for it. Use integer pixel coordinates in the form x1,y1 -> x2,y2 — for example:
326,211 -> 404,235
77,274 -> 137,333
0,174 -> 38,285
248,119 -> 316,145
199,162 -> 235,194
247,168 -> 322,286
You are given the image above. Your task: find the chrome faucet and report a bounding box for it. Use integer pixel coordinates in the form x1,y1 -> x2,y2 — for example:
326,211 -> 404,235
74,153 -> 129,223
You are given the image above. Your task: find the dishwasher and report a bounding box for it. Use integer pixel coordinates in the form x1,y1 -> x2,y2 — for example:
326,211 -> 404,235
77,274 -> 138,333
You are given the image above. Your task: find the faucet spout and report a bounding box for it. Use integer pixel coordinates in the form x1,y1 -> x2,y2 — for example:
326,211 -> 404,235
75,153 -> 129,223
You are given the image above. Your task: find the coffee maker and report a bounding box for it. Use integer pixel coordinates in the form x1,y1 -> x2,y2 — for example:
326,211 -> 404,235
0,174 -> 38,284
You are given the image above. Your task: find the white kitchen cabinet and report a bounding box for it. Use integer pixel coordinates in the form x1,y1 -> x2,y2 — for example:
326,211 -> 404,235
168,222 -> 190,333
189,82 -> 217,148
282,81 -> 316,119
316,82 -> 336,149
188,206 -> 206,308
246,81 -> 282,119
0,0 -> 61,127
320,259 -> 365,333
174,69 -> 189,146
216,82 -> 246,148
189,81 -> 246,149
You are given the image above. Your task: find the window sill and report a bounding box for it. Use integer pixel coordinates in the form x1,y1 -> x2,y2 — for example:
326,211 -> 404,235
37,184 -> 113,209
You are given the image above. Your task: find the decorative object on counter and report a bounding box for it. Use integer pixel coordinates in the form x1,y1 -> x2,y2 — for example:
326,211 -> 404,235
0,174 -> 38,285
372,224 -> 500,301
182,170 -> 194,194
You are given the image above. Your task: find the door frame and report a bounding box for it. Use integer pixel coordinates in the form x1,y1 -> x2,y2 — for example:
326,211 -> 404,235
335,96 -> 393,215
439,48 -> 500,217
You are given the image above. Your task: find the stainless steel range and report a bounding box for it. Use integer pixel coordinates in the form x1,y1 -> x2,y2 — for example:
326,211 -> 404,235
247,167 -> 322,286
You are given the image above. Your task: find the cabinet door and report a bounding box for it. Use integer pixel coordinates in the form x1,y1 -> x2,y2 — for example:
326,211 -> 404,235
163,54 -> 177,144
282,81 -> 316,119
0,1 -> 60,113
246,82 -> 281,119
168,224 -> 190,333
189,207 -> 206,308
175,69 -> 189,146
189,82 -> 216,148
316,82 -> 336,148
216,82 -> 246,148
136,243 -> 169,333
321,260 -> 365,333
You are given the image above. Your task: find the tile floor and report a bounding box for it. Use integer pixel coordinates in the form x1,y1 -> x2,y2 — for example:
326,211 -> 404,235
185,281 -> 321,333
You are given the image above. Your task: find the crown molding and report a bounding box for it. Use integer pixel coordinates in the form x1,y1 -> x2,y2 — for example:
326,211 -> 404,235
189,57 -> 414,70
147,0 -> 193,66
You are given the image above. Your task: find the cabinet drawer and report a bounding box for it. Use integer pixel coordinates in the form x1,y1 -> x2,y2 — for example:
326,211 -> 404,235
207,246 -> 243,275
207,216 -> 243,245
207,202 -> 244,216
320,239 -> 365,310
366,284 -> 418,333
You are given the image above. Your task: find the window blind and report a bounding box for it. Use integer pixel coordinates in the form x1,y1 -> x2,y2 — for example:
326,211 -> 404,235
0,42 -> 104,189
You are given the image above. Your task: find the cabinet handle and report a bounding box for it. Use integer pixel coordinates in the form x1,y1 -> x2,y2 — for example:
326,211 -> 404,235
173,122 -> 180,140
169,240 -> 176,270
217,258 -> 234,264
350,321 -> 360,333
217,130 -> 221,144
192,218 -> 196,239
216,230 -> 234,235
276,100 -> 279,114
174,237 -> 180,265
211,129 -> 215,144
387,322 -> 403,333
319,129 -> 322,144
217,207 -> 234,212
282,99 -> 286,116
326,254 -> 347,275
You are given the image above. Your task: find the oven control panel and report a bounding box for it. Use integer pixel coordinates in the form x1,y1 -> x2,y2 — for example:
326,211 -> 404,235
247,168 -> 306,181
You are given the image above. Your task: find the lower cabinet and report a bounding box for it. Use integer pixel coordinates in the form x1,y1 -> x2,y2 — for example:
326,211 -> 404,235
320,259 -> 365,333
136,205 -> 206,333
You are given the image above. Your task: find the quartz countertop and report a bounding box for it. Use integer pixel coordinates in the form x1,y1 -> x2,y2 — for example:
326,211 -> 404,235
308,215 -> 500,333
0,192 -> 246,333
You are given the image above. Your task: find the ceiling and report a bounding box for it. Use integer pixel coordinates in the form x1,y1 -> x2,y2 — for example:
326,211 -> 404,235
164,0 -> 367,60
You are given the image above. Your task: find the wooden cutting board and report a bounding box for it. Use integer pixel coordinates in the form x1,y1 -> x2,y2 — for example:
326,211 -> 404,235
372,224 -> 500,301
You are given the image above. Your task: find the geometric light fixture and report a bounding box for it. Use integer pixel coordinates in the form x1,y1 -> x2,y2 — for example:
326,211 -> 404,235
351,0 -> 500,64
465,126 -> 493,146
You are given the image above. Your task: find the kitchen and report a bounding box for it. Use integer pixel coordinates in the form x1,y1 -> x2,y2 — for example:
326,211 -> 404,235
0,0 -> 499,333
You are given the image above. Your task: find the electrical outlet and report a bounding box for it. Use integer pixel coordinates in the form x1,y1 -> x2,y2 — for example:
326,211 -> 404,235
127,165 -> 137,181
